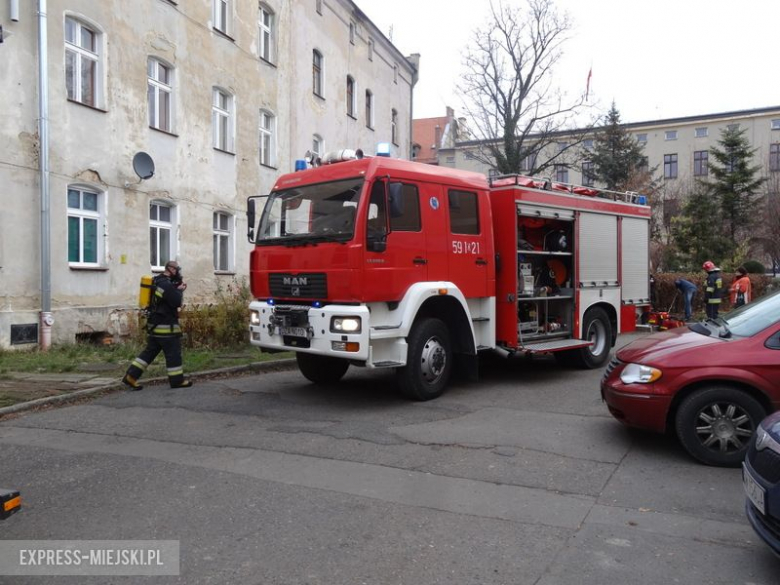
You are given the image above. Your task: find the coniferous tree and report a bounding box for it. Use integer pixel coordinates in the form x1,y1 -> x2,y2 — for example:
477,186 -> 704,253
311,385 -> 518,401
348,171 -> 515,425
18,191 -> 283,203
671,183 -> 732,270
703,127 -> 765,243
586,103 -> 653,191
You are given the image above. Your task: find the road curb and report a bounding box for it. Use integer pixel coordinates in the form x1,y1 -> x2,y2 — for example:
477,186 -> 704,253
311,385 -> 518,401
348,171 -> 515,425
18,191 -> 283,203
0,358 -> 297,417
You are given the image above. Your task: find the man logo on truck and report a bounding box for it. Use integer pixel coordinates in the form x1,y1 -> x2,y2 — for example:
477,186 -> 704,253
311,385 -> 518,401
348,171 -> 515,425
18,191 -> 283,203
283,277 -> 308,286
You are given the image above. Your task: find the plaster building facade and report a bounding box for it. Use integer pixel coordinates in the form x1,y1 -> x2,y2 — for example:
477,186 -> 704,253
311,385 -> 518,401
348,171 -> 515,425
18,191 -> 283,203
0,0 -> 417,348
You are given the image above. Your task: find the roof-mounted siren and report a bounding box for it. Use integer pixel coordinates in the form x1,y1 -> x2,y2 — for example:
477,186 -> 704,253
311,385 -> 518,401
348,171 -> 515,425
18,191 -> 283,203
322,149 -> 359,165
376,142 -> 392,157
125,152 -> 155,188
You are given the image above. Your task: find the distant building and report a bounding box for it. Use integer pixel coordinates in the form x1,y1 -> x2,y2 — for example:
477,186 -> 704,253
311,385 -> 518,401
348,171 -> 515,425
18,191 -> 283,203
420,106 -> 780,191
411,107 -> 468,165
0,0 -> 418,348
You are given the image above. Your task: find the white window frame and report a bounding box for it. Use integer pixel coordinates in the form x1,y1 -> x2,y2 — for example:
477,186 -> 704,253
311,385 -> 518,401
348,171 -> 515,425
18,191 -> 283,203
259,109 -> 276,168
772,119 -> 780,130
213,211 -> 234,272
212,87 -> 234,152
636,133 -> 647,143
313,49 -> 324,97
349,22 -> 355,44
368,38 -> 374,61
346,75 -> 356,118
695,127 -> 708,138
213,0 -> 233,36
365,89 -> 374,129
64,16 -> 103,107
148,58 -> 174,132
149,201 -> 177,270
665,130 -> 677,141
67,185 -> 105,267
391,109 -> 398,146
259,4 -> 275,63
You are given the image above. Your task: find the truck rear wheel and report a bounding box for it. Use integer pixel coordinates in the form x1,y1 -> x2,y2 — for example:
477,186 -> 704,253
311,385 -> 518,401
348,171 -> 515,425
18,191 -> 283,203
296,353 -> 349,384
397,318 -> 452,401
569,307 -> 611,369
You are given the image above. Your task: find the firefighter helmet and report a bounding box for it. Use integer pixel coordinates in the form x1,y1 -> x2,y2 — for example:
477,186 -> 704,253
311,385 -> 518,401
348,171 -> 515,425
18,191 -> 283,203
702,260 -> 716,271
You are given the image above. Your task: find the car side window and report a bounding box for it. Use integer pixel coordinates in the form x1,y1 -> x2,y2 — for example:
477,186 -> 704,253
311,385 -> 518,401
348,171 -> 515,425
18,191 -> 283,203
765,331 -> 780,350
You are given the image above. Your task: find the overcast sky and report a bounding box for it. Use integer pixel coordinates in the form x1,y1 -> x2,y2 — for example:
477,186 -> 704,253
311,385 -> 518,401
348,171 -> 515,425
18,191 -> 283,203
359,0 -> 779,124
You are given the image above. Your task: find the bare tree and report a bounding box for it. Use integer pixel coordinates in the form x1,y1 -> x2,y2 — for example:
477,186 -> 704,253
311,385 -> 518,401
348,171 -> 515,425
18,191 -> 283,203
758,173 -> 780,273
459,0 -> 592,176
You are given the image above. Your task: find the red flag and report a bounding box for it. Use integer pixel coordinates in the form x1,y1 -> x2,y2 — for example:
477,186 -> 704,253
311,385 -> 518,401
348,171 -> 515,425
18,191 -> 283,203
586,67 -> 592,101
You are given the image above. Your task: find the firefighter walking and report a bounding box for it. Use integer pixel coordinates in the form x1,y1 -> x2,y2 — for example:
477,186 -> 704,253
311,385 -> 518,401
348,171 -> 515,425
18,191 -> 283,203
123,261 -> 193,390
702,260 -> 724,319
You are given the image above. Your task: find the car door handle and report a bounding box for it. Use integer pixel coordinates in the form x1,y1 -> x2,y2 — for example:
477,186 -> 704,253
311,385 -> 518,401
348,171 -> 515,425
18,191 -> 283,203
476,258 -> 488,266
413,257 -> 427,265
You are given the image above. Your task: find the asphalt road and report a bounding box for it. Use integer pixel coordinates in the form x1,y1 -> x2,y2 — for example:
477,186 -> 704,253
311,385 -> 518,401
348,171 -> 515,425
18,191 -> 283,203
1,332 -> 778,584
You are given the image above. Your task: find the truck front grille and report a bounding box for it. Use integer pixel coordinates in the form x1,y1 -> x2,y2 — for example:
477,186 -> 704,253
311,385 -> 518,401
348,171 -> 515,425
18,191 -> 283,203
269,273 -> 327,299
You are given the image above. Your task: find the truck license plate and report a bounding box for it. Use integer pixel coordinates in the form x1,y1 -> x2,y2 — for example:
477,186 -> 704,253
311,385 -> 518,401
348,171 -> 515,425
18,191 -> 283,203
280,326 -> 308,338
743,463 -> 765,515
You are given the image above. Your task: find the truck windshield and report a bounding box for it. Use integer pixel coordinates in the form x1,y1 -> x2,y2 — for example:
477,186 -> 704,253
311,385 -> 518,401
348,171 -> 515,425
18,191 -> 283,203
256,178 -> 364,246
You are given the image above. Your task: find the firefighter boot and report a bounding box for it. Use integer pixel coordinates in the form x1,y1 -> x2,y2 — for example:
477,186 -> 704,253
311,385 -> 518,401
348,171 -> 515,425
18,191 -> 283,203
122,374 -> 144,391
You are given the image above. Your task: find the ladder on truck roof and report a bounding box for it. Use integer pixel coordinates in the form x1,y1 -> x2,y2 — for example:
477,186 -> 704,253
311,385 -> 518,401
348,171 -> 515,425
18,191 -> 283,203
488,174 -> 648,206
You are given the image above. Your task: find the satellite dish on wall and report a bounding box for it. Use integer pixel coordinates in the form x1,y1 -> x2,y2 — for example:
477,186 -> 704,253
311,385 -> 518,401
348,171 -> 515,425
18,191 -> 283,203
132,152 -> 155,180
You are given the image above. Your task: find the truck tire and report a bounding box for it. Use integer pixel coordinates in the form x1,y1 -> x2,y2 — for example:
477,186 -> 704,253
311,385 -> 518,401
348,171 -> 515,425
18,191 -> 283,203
569,307 -> 611,369
675,385 -> 765,467
296,353 -> 349,384
396,318 -> 453,401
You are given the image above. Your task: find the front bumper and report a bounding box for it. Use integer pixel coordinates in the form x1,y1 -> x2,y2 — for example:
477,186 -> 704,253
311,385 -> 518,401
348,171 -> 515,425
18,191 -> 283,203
249,301 -> 371,361
601,359 -> 672,433
744,458 -> 780,558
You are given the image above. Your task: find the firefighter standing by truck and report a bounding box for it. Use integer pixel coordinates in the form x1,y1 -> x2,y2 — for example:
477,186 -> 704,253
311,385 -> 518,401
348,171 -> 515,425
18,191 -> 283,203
123,261 -> 193,390
702,260 -> 724,319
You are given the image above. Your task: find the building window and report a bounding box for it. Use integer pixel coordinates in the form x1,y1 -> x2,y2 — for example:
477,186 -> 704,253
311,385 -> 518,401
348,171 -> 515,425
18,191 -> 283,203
213,0 -> 233,36
665,130 -> 677,141
148,58 -> 173,132
312,50 -> 323,97
582,139 -> 594,150
349,22 -> 355,44
581,161 -> 594,186
67,186 -> 103,265
391,109 -> 398,145
636,133 -> 647,143
65,17 -> 101,107
258,4 -> 275,63
772,119 -> 780,130
150,202 -> 175,269
213,211 -> 233,272
693,150 -> 708,177
368,39 -> 374,61
554,164 -> 568,183
316,0 -> 322,15
346,76 -> 356,118
448,190 -> 479,235
727,123 -> 740,131
365,90 -> 374,129
393,64 -> 398,84
695,127 -> 708,138
312,134 -> 323,159
770,143 -> 780,172
520,152 -> 537,173
664,154 -> 678,179
212,88 -> 234,152
259,109 -> 275,167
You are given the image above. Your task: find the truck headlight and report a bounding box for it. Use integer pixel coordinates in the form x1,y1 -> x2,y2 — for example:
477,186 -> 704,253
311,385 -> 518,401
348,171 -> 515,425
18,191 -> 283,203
331,316 -> 361,333
250,310 -> 261,326
620,363 -> 662,384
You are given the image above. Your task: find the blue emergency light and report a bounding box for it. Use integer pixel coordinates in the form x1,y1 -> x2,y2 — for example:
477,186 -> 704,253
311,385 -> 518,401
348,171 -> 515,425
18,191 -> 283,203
294,159 -> 307,172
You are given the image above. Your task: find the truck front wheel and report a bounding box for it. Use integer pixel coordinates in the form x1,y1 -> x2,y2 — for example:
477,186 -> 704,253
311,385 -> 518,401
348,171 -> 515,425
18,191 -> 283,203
397,318 -> 453,401
296,353 -> 349,384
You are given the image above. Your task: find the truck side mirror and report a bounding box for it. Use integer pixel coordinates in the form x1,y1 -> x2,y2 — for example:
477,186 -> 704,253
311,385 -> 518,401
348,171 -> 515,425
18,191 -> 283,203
247,199 -> 256,243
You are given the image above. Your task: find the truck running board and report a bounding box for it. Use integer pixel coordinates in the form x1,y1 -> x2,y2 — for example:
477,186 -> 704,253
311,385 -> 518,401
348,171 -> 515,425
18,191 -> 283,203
520,339 -> 593,353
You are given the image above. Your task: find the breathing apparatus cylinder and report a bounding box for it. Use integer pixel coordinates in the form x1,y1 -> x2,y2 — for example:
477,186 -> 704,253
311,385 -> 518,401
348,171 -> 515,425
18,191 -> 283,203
139,275 -> 154,309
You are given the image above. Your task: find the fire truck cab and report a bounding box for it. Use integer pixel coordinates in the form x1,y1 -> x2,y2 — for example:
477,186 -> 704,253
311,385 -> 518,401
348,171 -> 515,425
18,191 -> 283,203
247,151 -> 650,400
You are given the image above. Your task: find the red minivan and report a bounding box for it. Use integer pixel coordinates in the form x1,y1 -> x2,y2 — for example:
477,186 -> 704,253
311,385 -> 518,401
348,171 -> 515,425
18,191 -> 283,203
602,288 -> 780,467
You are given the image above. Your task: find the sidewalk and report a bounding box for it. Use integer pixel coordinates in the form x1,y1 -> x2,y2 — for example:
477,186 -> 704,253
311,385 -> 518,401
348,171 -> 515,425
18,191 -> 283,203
0,359 -> 297,418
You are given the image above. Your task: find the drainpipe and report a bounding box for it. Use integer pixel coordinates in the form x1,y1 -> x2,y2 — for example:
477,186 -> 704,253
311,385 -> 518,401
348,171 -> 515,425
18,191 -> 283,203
406,53 -> 420,161
37,0 -> 53,349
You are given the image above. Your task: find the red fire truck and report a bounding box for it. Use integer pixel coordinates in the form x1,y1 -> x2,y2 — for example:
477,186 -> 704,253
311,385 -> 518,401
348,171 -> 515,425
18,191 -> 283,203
246,150 -> 651,400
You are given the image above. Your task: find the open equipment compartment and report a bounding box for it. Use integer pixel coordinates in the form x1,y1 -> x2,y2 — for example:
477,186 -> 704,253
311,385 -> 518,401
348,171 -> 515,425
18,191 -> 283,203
515,207 -> 575,344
